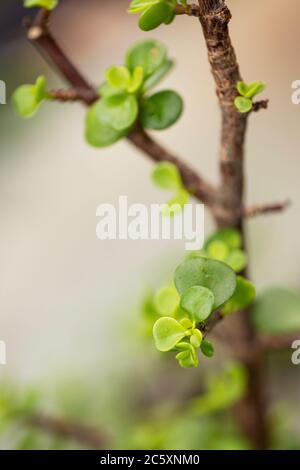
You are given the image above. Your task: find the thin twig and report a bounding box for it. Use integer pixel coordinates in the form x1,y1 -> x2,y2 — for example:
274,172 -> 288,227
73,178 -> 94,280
245,200 -> 290,218
28,414 -> 109,448
49,88 -> 94,102
200,311 -> 223,338
252,100 -> 269,112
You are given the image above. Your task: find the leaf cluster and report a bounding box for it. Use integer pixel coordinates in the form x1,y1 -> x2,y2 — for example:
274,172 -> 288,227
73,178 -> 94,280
152,229 -> 256,368
234,81 -> 266,113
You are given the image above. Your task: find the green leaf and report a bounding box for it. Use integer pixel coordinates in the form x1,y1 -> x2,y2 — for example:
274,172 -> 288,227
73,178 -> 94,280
181,286 -> 215,322
245,81 -> 266,98
190,329 -> 203,348
205,228 -> 242,251
128,0 -> 160,14
161,189 -> 189,217
85,102 -> 125,148
141,90 -> 183,130
252,287 -> 300,334
99,83 -> 120,98
175,258 -> 237,309
191,364 -> 247,416
143,59 -> 174,91
237,81 -> 266,99
163,10 -> 175,25
223,276 -> 256,316
105,66 -> 131,90
96,93 -> 138,131
154,285 -> 180,316
206,240 -> 229,262
126,40 -> 167,78
175,342 -> 198,368
176,346 -> 198,368
138,2 -> 174,31
234,96 -> 252,114
200,340 -> 214,358
179,318 -> 194,329
127,66 -> 144,93
236,81 -> 248,97
13,76 -> 47,118
24,0 -> 58,9
226,249 -> 248,273
153,317 -> 187,352
152,162 -> 182,190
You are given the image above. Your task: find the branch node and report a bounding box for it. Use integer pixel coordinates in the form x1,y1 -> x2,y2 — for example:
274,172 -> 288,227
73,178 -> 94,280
27,25 -> 43,40
245,199 -> 291,218
252,99 -> 269,113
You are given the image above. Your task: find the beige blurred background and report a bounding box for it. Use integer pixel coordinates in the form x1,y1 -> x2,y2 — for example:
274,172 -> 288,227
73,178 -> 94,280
0,0 -> 299,389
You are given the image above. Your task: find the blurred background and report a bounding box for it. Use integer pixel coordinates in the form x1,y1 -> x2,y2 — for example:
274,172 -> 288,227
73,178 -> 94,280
0,0 -> 300,449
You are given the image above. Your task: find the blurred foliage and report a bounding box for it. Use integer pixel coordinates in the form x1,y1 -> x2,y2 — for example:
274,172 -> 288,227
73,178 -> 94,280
0,362 -> 251,450
252,287 -> 300,334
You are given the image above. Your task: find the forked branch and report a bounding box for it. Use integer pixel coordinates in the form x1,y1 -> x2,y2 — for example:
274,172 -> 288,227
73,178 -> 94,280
23,2 -> 291,450
25,8 -> 217,209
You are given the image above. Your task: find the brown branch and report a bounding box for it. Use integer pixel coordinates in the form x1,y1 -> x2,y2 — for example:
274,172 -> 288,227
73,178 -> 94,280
28,414 -> 109,448
197,0 -> 268,449
49,88 -> 94,102
259,332 -> 300,352
128,127 -> 217,205
252,100 -> 269,112
200,310 -> 223,337
245,200 -> 290,218
25,11 -> 98,105
25,8 -> 217,209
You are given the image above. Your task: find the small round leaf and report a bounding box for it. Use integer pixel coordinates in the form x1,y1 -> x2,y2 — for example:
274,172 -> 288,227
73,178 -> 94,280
190,329 -> 203,348
200,340 -> 214,358
128,0 -> 160,14
152,162 -> 182,190
175,258 -> 237,309
105,66 -> 131,90
143,59 -> 173,91
205,228 -> 242,250
206,240 -> 229,262
96,94 -> 138,131
234,96 -> 252,114
176,348 -> 198,368
154,285 -> 180,316
161,189 -> 189,217
138,2 -> 173,31
223,276 -> 256,316
236,81 -> 249,97
99,83 -> 120,98
126,40 -> 167,78
181,286 -> 215,322
226,249 -> 248,273
141,90 -> 183,130
127,66 -> 144,93
13,76 -> 46,118
85,102 -> 125,148
153,317 -> 186,352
